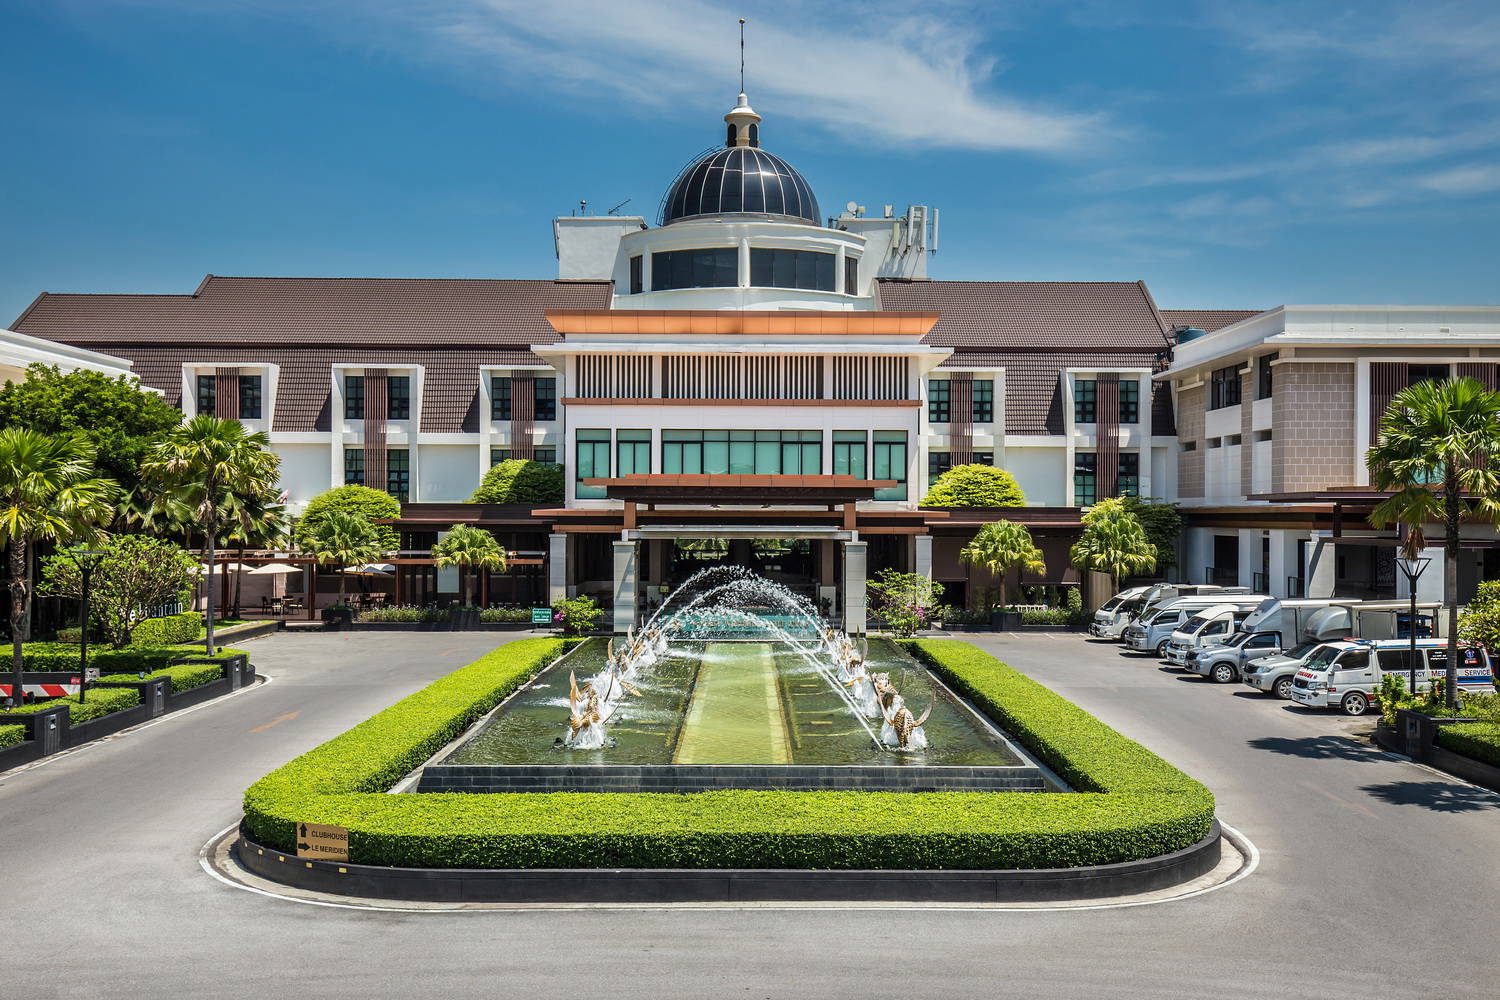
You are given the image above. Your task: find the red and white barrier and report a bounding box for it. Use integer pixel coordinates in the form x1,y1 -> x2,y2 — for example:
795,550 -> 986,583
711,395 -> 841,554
0,680 -> 80,699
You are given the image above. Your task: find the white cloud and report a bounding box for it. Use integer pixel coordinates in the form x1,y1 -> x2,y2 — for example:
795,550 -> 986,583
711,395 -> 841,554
1419,165 -> 1500,194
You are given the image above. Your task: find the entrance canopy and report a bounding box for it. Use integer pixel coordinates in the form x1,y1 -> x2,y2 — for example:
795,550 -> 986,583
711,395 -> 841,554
623,524 -> 856,542
582,474 -> 898,504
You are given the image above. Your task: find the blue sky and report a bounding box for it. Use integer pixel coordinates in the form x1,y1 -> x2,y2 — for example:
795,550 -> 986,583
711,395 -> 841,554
3,0 -> 1498,324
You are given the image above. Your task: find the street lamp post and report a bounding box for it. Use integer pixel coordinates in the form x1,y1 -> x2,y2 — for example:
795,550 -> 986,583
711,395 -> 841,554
60,547 -> 106,705
1397,555 -> 1431,697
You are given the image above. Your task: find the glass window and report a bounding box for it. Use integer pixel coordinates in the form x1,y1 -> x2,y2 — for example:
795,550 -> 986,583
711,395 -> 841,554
343,448 -> 364,487
780,430 -> 822,475
535,378 -> 557,421
1074,379 -> 1098,423
196,374 -> 216,416
1336,649 -> 1370,671
490,447 -> 557,466
972,380 -> 994,423
664,430 -> 821,476
844,256 -> 858,295
387,375 -> 410,420
629,255 -> 643,295
1117,452 -> 1140,498
651,248 -> 738,291
575,430 -> 611,499
872,431 -> 907,500
1257,353 -> 1277,400
927,452 -> 992,486
928,380 -> 950,423
237,375 -> 262,420
1246,633 -> 1279,649
1119,380 -> 1139,423
1074,452 -> 1097,506
617,429 -> 651,478
833,430 -> 866,479
386,448 -> 409,502
492,376 -> 511,421
749,248 -> 836,291
344,375 -> 365,419
662,430 -> 702,475
1407,364 -> 1450,387
1210,365 -> 1242,410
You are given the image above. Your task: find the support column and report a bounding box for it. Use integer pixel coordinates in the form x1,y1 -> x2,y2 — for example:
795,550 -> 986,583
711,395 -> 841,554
547,533 -> 568,605
818,540 -> 838,618
612,540 -> 638,634
1238,528 -> 1261,591
913,534 -> 933,581
843,540 -> 868,635
1305,533 -> 1336,599
1185,528 -> 1213,585
1266,529 -> 1295,599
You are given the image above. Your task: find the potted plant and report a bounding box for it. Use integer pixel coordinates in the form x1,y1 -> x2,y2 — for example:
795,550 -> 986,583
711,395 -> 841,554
321,603 -> 355,630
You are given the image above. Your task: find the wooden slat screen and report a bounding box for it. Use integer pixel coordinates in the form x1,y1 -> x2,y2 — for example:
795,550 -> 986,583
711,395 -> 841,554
510,375 -> 535,460
214,367 -> 240,419
950,371 -> 973,466
364,369 -> 388,494
1098,373 -> 1120,499
1369,362 -> 1408,439
1458,363 -> 1499,391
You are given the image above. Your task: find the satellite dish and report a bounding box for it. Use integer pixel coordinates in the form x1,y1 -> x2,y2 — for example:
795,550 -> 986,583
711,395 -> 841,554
845,200 -> 858,215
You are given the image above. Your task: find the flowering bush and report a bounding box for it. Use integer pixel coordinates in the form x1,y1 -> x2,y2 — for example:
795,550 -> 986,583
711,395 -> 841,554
552,596 -> 604,635
867,569 -> 948,638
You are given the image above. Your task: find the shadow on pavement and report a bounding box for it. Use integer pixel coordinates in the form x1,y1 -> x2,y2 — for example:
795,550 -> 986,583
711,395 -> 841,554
1359,780 -> 1500,813
1247,735 -> 1392,762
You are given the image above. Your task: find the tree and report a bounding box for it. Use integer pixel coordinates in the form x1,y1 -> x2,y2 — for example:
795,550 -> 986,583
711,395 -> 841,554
0,430 -> 117,707
1118,495 -> 1183,571
867,568 -> 948,638
40,535 -> 199,648
470,460 -> 564,504
0,364 -> 182,492
920,464 -> 1026,508
296,485 -> 400,551
960,521 -> 1047,608
143,416 -> 279,655
1070,496 -> 1157,595
300,510 -> 384,606
221,492 -> 291,618
431,524 -> 508,607
1458,581 -> 1500,656
1367,377 -> 1500,709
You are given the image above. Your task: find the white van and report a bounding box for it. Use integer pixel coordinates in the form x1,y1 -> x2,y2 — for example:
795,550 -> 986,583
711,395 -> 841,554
1122,596 -> 1260,657
1288,639 -> 1494,716
1162,601 -> 1267,666
1088,586 -> 1153,639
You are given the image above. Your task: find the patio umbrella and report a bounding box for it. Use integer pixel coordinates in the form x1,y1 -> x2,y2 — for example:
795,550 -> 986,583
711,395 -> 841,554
341,564 -> 392,576
193,561 -> 254,575
247,562 -> 302,575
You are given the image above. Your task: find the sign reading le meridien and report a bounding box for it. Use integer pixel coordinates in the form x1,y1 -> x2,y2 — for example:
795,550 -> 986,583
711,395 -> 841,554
295,822 -> 349,861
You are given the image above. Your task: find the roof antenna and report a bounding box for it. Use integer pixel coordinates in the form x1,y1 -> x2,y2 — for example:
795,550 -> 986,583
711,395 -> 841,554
739,17 -> 746,93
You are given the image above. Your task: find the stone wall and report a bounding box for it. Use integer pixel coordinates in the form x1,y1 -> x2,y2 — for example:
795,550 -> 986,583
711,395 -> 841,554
1272,362 -> 1357,492
1176,383 -> 1206,498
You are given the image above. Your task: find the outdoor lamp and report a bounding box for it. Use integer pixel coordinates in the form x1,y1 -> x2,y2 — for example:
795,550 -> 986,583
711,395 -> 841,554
1396,555 -> 1431,695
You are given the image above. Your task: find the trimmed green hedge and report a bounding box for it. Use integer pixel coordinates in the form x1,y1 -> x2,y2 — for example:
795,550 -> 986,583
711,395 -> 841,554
0,686 -> 141,726
1436,722 -> 1500,768
242,637 -> 1214,870
0,724 -> 22,750
0,642 -> 244,673
99,661 -> 224,694
131,611 -> 204,647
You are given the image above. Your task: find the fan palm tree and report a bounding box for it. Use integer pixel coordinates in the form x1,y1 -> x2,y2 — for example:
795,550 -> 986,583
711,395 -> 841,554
301,510 -> 385,607
431,524 -> 508,607
0,429 -> 118,707
1367,377 -> 1500,709
221,492 -> 291,618
960,520 -> 1047,608
1070,496 -> 1157,596
142,416 -> 279,655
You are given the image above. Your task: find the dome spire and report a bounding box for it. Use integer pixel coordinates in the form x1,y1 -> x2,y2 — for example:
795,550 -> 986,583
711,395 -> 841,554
723,18 -> 760,148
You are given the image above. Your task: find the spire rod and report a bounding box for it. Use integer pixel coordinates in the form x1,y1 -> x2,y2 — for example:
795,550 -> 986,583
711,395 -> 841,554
739,17 -> 745,93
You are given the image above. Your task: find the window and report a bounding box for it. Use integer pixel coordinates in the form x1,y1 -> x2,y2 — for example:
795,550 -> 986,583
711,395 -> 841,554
386,448 -> 410,502
1074,379 -> 1097,423
872,431 -> 907,500
833,431 -> 866,479
575,430 -> 611,499
1246,633 -> 1279,650
1117,452 -> 1140,497
196,375 -> 216,416
1074,452 -> 1097,506
492,376 -> 557,421
343,448 -> 364,487
617,429 -> 651,478
1407,364 -> 1450,387
1379,648 -> 1418,674
1336,649 -> 1369,671
491,447 -> 557,465
660,430 -> 820,476
844,256 -> 858,296
235,375 -> 262,420
1119,380 -> 1139,423
928,451 -> 993,485
629,256 -> 643,295
1181,440 -> 1198,452
972,381 -> 994,423
749,248 -> 835,291
344,375 -> 365,419
492,376 -> 511,421
535,378 -> 557,421
780,430 -> 821,474
650,247 -> 738,291
1257,353 -> 1277,399
387,375 -> 410,420
928,380 -> 950,423
1209,364 -> 1242,410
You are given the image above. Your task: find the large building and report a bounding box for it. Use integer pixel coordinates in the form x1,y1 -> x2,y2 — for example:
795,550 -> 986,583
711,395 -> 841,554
12,94 -> 1500,623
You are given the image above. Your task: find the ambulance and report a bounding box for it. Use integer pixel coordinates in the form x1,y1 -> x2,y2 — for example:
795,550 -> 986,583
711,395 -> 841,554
1288,639 -> 1494,716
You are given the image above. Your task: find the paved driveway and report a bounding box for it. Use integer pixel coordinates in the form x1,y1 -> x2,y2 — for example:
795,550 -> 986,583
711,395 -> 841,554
1,630 -> 1496,999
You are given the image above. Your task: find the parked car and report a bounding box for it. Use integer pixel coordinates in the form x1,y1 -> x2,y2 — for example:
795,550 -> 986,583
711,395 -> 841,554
1288,639 -> 1493,715
1123,595 -> 1262,657
1185,630 -> 1287,683
1241,640 -> 1328,700
1161,600 -> 1269,666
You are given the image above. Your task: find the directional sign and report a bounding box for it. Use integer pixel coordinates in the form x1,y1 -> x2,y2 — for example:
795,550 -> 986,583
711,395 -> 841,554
532,607 -> 553,625
295,822 -> 349,861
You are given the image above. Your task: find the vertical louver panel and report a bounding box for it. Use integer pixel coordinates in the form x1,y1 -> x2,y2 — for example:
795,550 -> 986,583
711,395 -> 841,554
1098,373 -> 1121,499
951,372 -> 974,466
214,367 -> 239,419
831,356 -> 910,400
1458,363 -> 1499,391
364,369 -> 388,495
510,374 -> 535,460
1369,362 -> 1408,439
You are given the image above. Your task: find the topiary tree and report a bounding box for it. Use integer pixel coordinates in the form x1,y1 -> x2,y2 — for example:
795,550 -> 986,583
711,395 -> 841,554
960,520 -> 1047,608
41,535 -> 200,649
1070,496 -> 1157,595
431,524 -> 508,607
920,464 -> 1026,508
470,460 -> 564,504
296,485 -> 400,551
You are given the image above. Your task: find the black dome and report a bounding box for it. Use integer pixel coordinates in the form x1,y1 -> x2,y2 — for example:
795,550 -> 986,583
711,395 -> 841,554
660,146 -> 821,226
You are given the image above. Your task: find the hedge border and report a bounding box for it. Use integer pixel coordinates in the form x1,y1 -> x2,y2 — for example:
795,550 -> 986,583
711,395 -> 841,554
0,685 -> 141,726
0,724 -> 22,750
241,637 -> 1214,872
1436,722 -> 1500,768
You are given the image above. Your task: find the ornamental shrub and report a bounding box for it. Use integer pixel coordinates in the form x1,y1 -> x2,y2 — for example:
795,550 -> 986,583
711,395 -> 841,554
0,724 -> 22,750
130,611 -> 204,647
295,485 -> 400,551
471,460 -> 565,504
552,595 -> 604,634
920,465 -> 1026,508
40,536 -> 201,648
1458,580 -> 1500,656
867,569 -> 947,637
99,661 -> 223,693
0,685 -> 140,725
1436,722 -> 1500,767
0,642 -> 244,673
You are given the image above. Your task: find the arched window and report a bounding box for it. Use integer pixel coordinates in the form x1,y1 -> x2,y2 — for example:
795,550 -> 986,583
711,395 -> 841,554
748,123 -> 759,147
726,123 -> 737,147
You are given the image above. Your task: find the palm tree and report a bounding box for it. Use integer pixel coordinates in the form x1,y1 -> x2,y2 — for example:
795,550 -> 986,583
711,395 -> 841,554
960,520 -> 1046,609
1070,496 -> 1157,596
301,511 -> 385,607
142,416 -> 279,655
221,491 -> 291,618
1367,377 -> 1500,709
0,430 -> 117,707
431,524 -> 508,607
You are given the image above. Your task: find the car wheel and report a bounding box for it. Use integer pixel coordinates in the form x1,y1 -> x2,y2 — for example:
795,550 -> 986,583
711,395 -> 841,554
1273,677 -> 1293,700
1211,662 -> 1236,684
1156,641 -> 1171,658
1340,691 -> 1370,716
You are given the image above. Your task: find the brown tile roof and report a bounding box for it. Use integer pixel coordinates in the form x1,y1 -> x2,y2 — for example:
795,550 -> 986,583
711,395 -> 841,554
1159,309 -> 1262,333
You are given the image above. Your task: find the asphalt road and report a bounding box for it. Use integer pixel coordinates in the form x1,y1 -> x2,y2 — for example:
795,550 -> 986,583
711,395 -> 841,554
2,629 -> 1497,999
